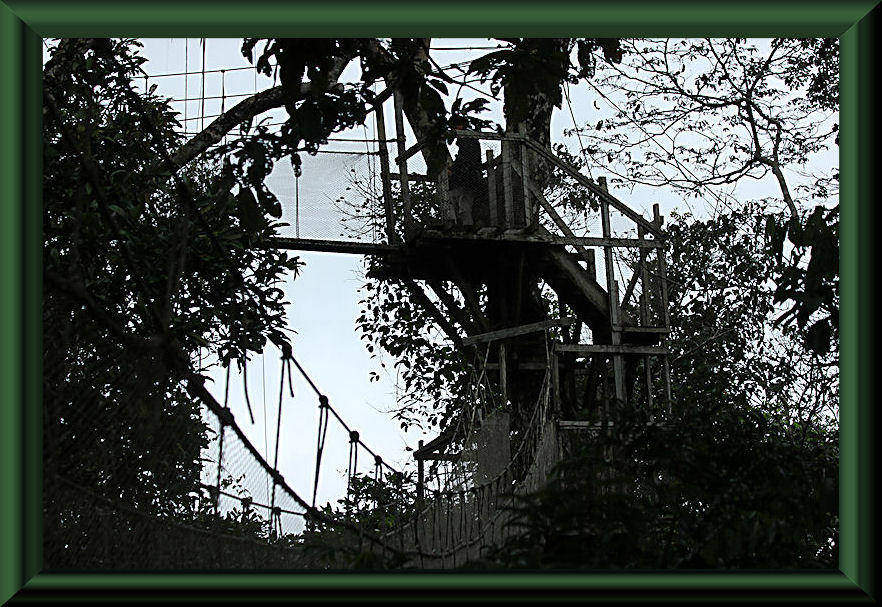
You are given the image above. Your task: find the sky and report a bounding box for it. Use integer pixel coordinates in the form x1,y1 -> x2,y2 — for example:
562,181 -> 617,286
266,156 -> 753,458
128,38 -> 836,512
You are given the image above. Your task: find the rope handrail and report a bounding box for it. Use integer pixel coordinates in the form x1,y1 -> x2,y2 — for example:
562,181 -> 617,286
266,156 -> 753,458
288,354 -> 403,476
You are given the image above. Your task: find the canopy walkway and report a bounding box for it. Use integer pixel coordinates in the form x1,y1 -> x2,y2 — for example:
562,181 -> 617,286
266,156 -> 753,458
44,52 -> 673,570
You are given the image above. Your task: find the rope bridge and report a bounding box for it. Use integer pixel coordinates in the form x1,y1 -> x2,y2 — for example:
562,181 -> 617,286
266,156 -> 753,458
44,317 -> 564,569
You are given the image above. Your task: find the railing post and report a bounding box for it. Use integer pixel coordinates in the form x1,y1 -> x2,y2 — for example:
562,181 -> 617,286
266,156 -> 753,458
498,342 -> 508,404
654,203 -> 673,411
598,176 -> 625,404
486,149 -> 498,227
638,224 -> 654,409
501,136 -> 513,230
393,90 -> 413,239
417,440 -> 425,505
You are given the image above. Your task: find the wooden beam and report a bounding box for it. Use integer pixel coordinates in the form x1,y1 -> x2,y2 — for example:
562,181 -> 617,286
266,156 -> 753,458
484,361 -> 546,370
463,317 -> 577,346
451,129 -> 525,142
427,280 -> 480,335
389,172 -> 433,183
555,343 -> 668,355
259,237 -> 400,255
403,279 -> 464,351
373,101 -> 398,245
393,90 -> 412,238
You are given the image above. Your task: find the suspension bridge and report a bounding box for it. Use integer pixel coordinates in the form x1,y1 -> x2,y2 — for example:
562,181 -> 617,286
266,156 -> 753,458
43,39 -> 673,570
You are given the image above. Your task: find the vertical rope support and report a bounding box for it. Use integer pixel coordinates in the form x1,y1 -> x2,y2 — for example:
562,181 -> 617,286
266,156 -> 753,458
199,38 -> 206,132
215,416 -> 225,515
269,352 -> 289,516
347,430 -> 360,497
311,395 -> 331,508
215,365 -> 231,514
295,172 -> 300,238
183,38 -> 188,127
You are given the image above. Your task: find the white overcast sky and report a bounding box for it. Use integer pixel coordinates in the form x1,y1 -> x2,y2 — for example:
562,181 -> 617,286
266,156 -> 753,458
122,38 -> 835,511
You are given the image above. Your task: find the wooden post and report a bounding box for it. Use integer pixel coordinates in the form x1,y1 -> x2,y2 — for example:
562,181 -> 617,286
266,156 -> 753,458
638,224 -> 653,409
599,177 -> 625,404
502,136 -> 513,230
393,90 -> 413,239
653,203 -> 673,411
486,149 -> 498,227
586,248 -> 597,281
498,343 -> 507,404
611,281 -> 626,403
641,292 -> 654,410
417,440 -> 425,504
373,100 -> 398,244
551,347 -> 561,415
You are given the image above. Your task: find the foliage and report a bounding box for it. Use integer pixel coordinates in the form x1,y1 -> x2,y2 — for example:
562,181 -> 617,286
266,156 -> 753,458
43,38 -> 299,540
297,471 -> 418,569
665,204 -> 838,424
578,37 -> 840,354
474,400 -> 837,569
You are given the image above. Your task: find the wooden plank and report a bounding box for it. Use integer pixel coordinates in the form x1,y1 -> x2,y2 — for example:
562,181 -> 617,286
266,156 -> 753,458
420,228 -> 662,248
373,102 -> 397,244
555,343 -> 669,355
462,317 -> 577,346
392,90 -> 412,238
414,452 -> 461,462
525,139 -> 664,237
259,237 -> 400,255
619,325 -> 670,334
484,361 -> 546,370
395,138 -> 430,164
452,128 -> 525,142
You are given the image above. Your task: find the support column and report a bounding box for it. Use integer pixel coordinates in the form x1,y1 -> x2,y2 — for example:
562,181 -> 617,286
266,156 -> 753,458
599,176 -> 625,404
373,99 -> 398,244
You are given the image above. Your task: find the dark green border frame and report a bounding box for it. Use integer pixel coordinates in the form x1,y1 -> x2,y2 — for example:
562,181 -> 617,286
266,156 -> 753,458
1,1 -> 876,602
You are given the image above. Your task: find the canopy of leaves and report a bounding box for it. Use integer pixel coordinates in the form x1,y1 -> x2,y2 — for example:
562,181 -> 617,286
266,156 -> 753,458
43,39 -> 300,531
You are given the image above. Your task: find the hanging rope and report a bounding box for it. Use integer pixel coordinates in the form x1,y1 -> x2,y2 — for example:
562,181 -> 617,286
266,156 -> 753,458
183,39 -> 188,127
295,172 -> 300,239
374,454 -> 383,483
269,349 -> 287,515
311,394 -> 330,508
199,38 -> 206,132
241,362 -> 255,424
214,365 -> 231,514
347,430 -> 360,495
